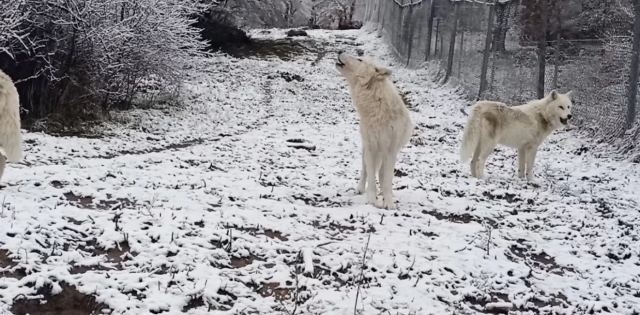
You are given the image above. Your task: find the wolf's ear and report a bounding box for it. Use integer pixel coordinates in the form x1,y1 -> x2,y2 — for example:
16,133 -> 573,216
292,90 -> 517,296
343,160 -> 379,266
549,90 -> 558,100
375,66 -> 391,79
565,90 -> 573,98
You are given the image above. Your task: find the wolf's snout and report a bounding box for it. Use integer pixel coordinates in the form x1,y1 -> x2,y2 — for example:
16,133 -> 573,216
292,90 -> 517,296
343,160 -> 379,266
567,114 -> 573,120
336,52 -> 346,67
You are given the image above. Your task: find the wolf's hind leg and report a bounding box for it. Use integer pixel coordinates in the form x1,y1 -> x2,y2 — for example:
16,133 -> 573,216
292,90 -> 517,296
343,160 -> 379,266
356,149 -> 366,194
475,138 -> 496,179
525,146 -> 539,181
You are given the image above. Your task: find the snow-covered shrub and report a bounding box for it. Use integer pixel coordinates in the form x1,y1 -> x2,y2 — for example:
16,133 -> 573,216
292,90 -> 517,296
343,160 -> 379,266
0,0 -> 207,121
0,0 -> 27,58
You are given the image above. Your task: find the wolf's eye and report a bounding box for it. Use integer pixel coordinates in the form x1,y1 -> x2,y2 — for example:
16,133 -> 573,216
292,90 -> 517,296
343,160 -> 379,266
559,106 -> 564,110
357,58 -> 362,62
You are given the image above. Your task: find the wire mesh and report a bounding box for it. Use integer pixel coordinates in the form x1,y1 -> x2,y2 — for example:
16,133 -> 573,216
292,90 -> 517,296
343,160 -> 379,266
363,0 -> 638,144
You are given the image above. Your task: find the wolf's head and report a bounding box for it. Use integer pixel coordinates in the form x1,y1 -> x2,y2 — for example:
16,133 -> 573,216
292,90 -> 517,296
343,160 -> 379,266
543,90 -> 573,128
336,52 -> 391,88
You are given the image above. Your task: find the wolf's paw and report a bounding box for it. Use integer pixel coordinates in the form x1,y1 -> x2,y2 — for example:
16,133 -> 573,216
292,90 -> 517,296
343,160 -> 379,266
355,183 -> 365,195
375,199 -> 395,210
366,192 -> 377,205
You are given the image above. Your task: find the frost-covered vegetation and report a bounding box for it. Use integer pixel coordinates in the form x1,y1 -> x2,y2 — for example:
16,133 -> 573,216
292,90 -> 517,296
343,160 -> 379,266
0,0 -> 207,124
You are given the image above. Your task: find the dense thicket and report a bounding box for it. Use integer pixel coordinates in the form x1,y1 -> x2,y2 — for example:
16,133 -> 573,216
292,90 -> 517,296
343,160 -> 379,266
0,0 -> 207,123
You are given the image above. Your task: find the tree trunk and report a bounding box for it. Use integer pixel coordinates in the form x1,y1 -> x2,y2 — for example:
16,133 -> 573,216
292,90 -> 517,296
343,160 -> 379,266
492,1 -> 510,52
434,18 -> 440,59
457,29 -> 464,78
536,0 -> 547,99
406,5 -> 417,66
478,1 -> 496,99
627,0 -> 640,129
444,2 -> 460,83
553,36 -> 560,89
425,0 -> 436,60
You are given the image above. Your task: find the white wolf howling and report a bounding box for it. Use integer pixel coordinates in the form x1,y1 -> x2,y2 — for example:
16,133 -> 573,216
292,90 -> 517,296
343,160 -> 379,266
336,52 -> 414,209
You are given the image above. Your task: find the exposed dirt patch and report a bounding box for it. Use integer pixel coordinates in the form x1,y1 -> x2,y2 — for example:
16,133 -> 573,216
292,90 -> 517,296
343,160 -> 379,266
225,225 -> 289,242
482,191 -> 522,204
50,180 -> 68,188
292,193 -> 347,207
422,209 -> 497,227
63,192 -> 136,211
183,296 -> 206,312
11,282 -> 110,315
182,288 -> 237,312
311,220 -> 357,233
463,291 -> 510,312
0,249 -> 26,279
275,71 -> 304,82
69,264 -> 114,275
63,192 -> 94,209
76,239 -> 135,269
256,282 -> 294,302
223,38 -> 322,61
506,241 -> 575,275
230,254 -> 262,269
97,196 -> 137,210
285,138 -> 317,151
96,241 -> 133,262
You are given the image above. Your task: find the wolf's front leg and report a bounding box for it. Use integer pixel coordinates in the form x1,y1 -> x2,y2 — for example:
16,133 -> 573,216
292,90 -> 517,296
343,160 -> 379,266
517,147 -> 527,178
364,148 -> 381,205
376,154 -> 396,209
525,146 -> 539,181
0,148 -> 6,184
356,149 -> 367,194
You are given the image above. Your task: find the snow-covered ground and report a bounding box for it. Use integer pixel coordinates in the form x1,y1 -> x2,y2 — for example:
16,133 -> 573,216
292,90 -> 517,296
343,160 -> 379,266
1,29 -> 640,315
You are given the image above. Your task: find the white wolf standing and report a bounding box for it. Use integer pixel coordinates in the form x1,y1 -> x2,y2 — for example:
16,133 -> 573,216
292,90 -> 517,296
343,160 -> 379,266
336,52 -> 414,209
460,90 -> 573,180
0,69 -> 23,183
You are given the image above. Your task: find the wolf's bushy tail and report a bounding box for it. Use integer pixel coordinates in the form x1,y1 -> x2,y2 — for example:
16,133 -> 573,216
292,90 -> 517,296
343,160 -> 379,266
460,108 -> 480,163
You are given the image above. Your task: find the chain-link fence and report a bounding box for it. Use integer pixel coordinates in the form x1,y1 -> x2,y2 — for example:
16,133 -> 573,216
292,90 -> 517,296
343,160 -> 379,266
363,0 -> 638,150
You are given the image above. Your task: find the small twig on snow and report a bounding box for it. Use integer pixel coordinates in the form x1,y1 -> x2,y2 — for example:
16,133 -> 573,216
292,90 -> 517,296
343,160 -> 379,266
354,232 -> 372,315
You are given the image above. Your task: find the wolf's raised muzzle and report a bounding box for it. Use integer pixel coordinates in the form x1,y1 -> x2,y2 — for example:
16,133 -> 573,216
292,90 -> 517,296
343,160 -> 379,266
336,53 -> 346,67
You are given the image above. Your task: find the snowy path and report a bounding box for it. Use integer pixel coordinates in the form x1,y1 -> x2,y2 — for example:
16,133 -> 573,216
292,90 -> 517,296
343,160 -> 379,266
1,29 -> 639,315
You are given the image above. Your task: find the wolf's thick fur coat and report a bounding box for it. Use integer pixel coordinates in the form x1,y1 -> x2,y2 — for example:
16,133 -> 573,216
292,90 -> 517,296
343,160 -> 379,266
0,69 -> 23,182
336,53 -> 413,209
460,91 -> 573,180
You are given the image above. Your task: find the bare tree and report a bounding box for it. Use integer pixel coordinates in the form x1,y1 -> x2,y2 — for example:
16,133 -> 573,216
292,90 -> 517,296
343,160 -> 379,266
627,0 -> 640,129
492,0 -> 513,52
444,1 -> 460,83
478,1 -> 496,99
0,0 -> 28,59
425,0 -> 437,60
